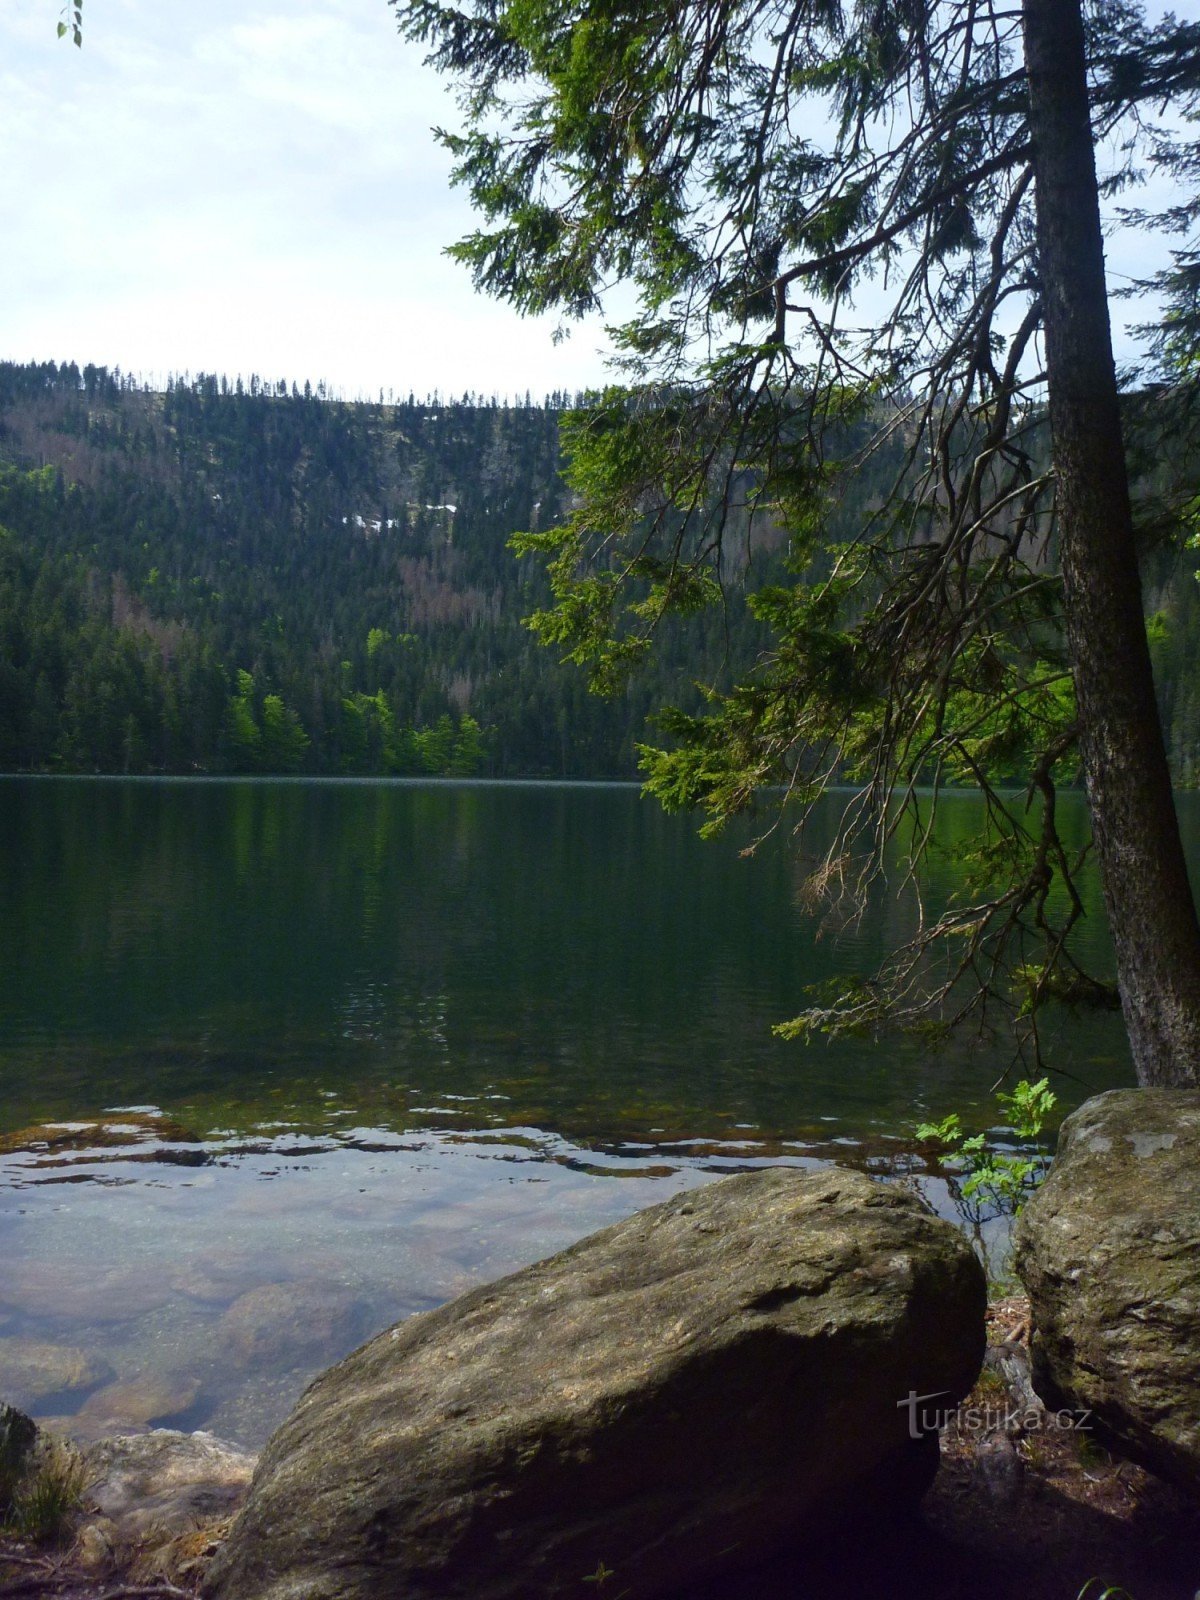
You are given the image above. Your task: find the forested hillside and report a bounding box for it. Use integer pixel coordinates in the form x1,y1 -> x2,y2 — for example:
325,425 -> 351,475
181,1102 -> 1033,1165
1146,563 -> 1200,786
1,358 -> 1199,781
0,361 -> 770,777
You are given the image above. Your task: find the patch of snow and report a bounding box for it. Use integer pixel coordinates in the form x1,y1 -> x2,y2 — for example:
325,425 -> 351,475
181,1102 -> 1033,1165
343,514 -> 404,532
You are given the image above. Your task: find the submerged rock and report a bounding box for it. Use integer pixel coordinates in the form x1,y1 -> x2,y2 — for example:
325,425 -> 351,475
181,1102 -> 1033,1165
34,1411 -> 150,1446
219,1281 -> 361,1370
79,1373 -> 202,1429
0,1262 -> 171,1323
0,1112 -> 201,1160
204,1167 -> 985,1600
1014,1088 -> 1200,1493
171,1248 -> 273,1307
0,1338 -> 110,1409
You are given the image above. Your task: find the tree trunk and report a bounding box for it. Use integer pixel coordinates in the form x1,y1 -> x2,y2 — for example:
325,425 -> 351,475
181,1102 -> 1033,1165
1023,0 -> 1200,1086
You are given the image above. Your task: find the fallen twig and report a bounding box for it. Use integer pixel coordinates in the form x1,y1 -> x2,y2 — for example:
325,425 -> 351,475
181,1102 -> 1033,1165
0,1569 -> 195,1600
0,1576 -> 63,1598
94,1586 -> 195,1599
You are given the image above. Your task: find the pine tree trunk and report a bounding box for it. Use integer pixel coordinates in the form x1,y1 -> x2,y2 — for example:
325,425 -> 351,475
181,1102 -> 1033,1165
1023,0 -> 1200,1086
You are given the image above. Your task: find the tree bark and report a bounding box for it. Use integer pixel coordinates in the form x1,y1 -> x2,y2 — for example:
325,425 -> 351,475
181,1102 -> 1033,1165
1023,0 -> 1200,1086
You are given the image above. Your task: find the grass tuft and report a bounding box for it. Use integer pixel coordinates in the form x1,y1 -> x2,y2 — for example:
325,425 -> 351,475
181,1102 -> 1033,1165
3,1440 -> 86,1545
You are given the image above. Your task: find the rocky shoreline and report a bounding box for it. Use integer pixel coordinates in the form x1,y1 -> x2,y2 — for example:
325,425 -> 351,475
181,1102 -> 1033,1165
4,1093 -> 1200,1599
2,1296 -> 1198,1600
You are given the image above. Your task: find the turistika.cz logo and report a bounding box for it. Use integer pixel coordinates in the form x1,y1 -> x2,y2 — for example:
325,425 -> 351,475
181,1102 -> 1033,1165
897,1388 -> 1093,1440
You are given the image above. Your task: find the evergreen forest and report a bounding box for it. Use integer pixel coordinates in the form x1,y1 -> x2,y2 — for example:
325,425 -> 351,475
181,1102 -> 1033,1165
0,358 -> 1198,781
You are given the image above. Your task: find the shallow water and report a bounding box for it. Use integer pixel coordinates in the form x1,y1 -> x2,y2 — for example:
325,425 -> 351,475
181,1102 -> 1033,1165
0,777 -> 1152,1443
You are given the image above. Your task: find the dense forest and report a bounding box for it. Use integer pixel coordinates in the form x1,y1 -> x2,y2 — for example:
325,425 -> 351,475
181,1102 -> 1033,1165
0,361 -> 776,777
0,358 -> 1198,780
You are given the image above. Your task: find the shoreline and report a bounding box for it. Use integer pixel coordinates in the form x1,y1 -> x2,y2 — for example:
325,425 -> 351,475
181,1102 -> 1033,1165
4,1294 -> 1199,1600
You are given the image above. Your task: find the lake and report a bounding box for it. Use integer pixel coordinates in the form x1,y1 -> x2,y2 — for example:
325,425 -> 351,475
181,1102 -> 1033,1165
0,777 -> 1146,1444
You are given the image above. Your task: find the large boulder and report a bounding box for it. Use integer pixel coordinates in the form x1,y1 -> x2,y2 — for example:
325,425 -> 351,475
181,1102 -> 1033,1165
1014,1088 -> 1200,1492
204,1168 -> 985,1600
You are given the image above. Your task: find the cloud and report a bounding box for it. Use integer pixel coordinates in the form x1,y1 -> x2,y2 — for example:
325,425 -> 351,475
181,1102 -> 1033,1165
5,0 -> 1181,397
0,0 -> 612,397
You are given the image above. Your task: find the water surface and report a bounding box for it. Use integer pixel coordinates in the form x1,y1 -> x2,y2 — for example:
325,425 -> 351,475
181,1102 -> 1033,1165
0,777 -> 1145,1442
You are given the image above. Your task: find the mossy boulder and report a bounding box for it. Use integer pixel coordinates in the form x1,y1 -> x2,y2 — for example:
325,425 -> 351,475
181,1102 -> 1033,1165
1014,1088 -> 1200,1492
204,1168 -> 985,1600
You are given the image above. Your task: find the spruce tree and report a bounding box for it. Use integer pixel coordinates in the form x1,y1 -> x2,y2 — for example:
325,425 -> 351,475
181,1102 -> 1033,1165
398,0 -> 1200,1082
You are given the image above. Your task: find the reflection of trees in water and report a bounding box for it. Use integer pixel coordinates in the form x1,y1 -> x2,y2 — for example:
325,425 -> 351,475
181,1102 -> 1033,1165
0,781 -> 1137,1146
783,788 -> 1116,1077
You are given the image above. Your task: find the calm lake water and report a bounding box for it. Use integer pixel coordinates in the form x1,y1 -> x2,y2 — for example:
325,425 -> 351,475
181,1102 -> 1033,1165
0,777 -> 1155,1444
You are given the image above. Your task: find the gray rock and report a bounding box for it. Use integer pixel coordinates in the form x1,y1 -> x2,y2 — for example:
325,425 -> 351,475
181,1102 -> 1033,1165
74,1517 -> 118,1573
219,1282 -> 362,1370
81,1429 -> 257,1546
79,1372 -> 202,1428
204,1168 -> 985,1600
973,1430 -> 1024,1506
0,1337 -> 110,1409
982,1341 -> 1042,1419
1014,1087 -> 1200,1492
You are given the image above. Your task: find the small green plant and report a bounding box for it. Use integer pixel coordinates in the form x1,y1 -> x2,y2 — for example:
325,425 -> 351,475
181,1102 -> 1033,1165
1019,1434 -> 1048,1472
2,1441 -> 85,1544
1076,1430 -> 1113,1473
917,1077 -> 1057,1219
973,1366 -> 1006,1400
1076,1582 -> 1136,1600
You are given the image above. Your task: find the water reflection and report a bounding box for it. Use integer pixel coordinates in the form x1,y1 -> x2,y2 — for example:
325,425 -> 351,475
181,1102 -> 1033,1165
0,776 -> 1158,1444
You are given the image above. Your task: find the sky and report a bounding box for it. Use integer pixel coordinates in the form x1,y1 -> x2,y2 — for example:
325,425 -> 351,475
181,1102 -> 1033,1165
1,1 -> 1197,401
0,0 -> 617,399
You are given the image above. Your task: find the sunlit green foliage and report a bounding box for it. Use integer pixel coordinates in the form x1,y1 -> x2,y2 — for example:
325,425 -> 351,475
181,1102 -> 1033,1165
918,1076 -> 1057,1219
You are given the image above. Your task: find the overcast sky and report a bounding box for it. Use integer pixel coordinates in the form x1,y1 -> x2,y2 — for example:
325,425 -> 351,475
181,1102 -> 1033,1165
0,0 -> 616,399
2,1 -> 1197,401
